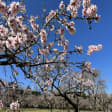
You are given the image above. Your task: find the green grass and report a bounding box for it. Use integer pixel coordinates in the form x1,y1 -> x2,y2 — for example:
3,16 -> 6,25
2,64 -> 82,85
0,109 -> 103,112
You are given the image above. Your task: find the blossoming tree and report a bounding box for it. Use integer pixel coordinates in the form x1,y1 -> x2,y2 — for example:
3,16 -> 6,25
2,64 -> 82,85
0,0 -> 102,112
10,100 -> 20,112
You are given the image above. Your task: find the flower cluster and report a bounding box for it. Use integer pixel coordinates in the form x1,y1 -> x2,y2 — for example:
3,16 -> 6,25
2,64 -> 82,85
87,44 -> 102,55
67,0 -> 81,18
82,0 -> 90,8
82,0 -> 100,19
0,1 -> 7,15
53,48 -> 58,53
66,21 -> 76,34
59,1 -> 65,9
74,45 -> 83,54
56,28 -> 64,39
86,4 -> 97,17
71,72 -> 95,88
10,101 -> 20,111
55,28 -> 68,50
0,25 -> 8,38
39,48 -> 49,56
83,61 -> 97,77
46,10 -> 56,23
9,2 -> 25,15
40,29 -> 47,45
29,16 -> 39,32
84,61 -> 91,68
0,1 -> 39,52
0,100 -> 3,110
57,20 -> 76,35
56,28 -> 69,51
0,1 -> 25,16
82,79 -> 95,87
47,80 -> 53,87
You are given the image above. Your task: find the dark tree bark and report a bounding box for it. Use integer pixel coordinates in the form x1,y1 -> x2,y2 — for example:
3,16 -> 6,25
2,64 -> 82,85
53,84 -> 79,112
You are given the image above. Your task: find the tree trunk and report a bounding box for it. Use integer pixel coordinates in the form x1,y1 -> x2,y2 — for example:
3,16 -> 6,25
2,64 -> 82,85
73,104 -> 78,112
63,94 -> 79,112
50,103 -> 53,112
53,84 -> 79,112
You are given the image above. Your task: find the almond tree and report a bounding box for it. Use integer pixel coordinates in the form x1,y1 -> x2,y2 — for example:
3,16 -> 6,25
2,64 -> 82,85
0,0 -> 102,112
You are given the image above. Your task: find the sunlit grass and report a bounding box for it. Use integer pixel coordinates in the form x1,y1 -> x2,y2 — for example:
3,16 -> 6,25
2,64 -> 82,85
0,108 -> 103,112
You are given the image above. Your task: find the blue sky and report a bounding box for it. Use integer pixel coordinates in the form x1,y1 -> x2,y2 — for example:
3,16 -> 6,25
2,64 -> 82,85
23,0 -> 112,92
1,0 -> 112,92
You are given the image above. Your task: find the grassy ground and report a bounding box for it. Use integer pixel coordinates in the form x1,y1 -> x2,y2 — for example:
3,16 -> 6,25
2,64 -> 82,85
0,109 -> 103,112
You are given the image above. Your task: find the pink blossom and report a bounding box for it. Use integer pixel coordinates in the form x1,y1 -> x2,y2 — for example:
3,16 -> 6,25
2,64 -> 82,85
29,16 -> 35,24
97,44 -> 102,50
22,25 -> 29,34
46,10 -> 56,23
59,52 -> 67,61
53,48 -> 58,53
6,37 -> 13,49
82,0 -> 90,8
47,42 -> 54,49
0,100 -> 3,110
95,15 -> 101,22
16,16 -> 24,24
47,80 -> 52,87
67,0 -> 80,18
67,5 -> 78,18
70,0 -> 81,8
40,29 -> 47,45
27,31 -> 36,40
0,39 -> 3,48
10,101 -> 20,111
66,25 -> 76,34
13,38 -> 20,49
86,4 -> 97,17
0,25 -> 8,37
27,50 -> 33,57
50,25 -> 55,31
61,51 -> 67,57
64,45 -> 68,50
87,44 -> 102,55
71,8 -> 78,18
20,5 -> 26,13
8,16 -> 21,33
83,79 -> 95,87
65,40 -> 69,45
39,49 -> 49,56
16,33 -> 25,44
0,1 -> 7,15
58,40 -> 61,46
9,2 -> 25,15
74,45 -> 83,54
32,24 -> 39,32
64,40 -> 69,50
56,28 -> 64,37
63,21 -> 76,35
91,68 -> 95,73
85,61 -> 91,68
70,21 -> 75,26
82,8 -> 87,16
59,1 -> 65,9
9,2 -> 20,15
67,5 -> 72,12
